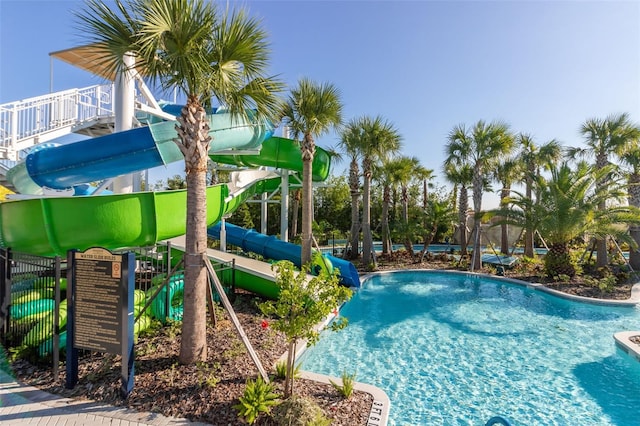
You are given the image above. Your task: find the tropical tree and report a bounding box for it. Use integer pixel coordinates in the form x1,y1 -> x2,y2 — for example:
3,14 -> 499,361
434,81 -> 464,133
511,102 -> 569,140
373,158 -> 397,256
491,157 -> 521,254
516,135 -> 562,257
443,162 -> 473,255
352,116 -> 402,267
392,156 -> 429,257
281,79 -> 343,265
417,197 -> 456,262
77,0 -> 283,363
445,120 -> 514,269
338,119 -> 363,260
259,261 -> 351,398
569,113 -> 640,267
493,162 -> 640,278
619,140 -> 640,270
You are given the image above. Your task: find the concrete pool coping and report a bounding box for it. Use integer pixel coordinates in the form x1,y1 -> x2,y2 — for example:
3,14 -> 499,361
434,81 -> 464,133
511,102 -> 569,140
613,331 -> 640,363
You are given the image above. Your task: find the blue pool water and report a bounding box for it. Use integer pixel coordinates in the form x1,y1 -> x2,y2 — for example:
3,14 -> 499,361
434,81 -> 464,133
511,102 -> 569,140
300,271 -> 640,425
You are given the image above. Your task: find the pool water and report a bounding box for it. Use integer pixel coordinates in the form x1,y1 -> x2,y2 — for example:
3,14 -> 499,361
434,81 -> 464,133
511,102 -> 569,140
300,271 -> 640,425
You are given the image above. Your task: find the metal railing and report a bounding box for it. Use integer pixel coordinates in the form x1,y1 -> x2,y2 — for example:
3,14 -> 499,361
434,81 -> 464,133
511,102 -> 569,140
0,84 -> 115,160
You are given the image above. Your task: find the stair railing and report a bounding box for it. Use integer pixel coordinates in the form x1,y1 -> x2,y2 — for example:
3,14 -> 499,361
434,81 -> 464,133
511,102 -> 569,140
0,84 -> 114,160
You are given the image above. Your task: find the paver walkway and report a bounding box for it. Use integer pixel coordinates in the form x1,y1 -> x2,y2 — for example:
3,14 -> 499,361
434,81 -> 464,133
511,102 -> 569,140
0,369 -> 209,425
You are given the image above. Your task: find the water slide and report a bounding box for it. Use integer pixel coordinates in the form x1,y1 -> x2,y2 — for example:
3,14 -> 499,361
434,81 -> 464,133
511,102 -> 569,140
1,104 -> 360,293
7,106 -> 272,195
207,222 -> 361,288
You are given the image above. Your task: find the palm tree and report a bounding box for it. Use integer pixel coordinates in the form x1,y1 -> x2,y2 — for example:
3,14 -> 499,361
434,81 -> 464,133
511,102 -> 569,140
351,116 -> 402,267
491,157 -> 521,254
417,197 -> 456,262
516,135 -> 562,257
373,158 -> 396,256
569,113 -> 640,267
534,162 -> 638,277
77,0 -> 283,363
338,119 -> 363,260
445,120 -> 514,270
394,156 -> 428,257
281,79 -> 343,265
443,162 -> 473,256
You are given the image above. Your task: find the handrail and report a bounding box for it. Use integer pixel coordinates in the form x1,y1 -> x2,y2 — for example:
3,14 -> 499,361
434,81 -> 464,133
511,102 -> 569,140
0,84 -> 114,159
485,416 -> 512,426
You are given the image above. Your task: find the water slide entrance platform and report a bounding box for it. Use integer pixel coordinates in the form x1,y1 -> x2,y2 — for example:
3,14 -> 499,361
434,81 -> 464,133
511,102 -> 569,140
166,235 -> 283,300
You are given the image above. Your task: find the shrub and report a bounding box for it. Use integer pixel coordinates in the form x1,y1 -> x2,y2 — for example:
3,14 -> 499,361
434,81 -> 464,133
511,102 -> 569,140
270,395 -> 331,426
233,376 -> 280,424
329,370 -> 356,399
275,360 -> 300,381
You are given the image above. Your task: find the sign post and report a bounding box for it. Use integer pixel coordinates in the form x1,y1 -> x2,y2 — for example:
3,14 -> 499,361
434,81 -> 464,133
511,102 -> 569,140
66,247 -> 135,397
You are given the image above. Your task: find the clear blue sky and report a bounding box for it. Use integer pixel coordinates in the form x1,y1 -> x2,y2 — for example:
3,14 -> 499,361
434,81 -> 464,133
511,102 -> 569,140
1,0 -> 639,206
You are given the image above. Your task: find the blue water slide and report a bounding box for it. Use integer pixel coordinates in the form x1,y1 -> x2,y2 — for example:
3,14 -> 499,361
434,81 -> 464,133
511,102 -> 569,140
7,106 -> 273,194
208,222 -> 360,288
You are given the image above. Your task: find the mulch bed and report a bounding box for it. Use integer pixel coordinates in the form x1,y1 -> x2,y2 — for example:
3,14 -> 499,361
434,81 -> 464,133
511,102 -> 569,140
12,292 -> 372,425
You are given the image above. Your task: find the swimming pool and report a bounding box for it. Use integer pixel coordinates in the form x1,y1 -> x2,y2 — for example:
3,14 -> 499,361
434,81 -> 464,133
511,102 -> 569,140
300,271 -> 640,425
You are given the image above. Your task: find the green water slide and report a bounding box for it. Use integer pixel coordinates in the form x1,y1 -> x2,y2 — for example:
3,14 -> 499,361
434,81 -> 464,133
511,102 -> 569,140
0,137 -> 329,257
0,185 -> 228,256
209,136 -> 332,181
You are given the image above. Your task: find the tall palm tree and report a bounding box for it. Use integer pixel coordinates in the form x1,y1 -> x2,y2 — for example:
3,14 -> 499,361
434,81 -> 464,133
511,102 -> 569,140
352,116 -> 402,267
569,113 -> 640,267
338,119 -> 363,260
373,158 -> 397,256
445,120 -> 514,270
77,0 -> 283,363
516,135 -> 562,257
281,79 -> 343,265
443,162 -> 473,255
491,157 -> 521,254
394,156 -> 427,257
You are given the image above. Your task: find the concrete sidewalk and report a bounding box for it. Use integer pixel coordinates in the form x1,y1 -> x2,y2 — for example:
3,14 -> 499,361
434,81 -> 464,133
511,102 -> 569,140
0,369 -> 209,425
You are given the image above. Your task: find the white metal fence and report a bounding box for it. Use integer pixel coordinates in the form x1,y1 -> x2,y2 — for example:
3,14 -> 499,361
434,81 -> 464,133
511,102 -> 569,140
0,85 -> 114,160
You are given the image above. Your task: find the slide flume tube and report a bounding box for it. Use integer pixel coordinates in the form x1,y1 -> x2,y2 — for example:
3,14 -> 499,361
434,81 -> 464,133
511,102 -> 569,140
208,222 -> 360,288
0,185 -> 232,256
209,136 -> 332,182
7,108 -> 273,194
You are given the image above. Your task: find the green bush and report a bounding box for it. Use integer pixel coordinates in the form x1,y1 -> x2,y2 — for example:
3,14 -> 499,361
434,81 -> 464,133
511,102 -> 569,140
233,376 -> 280,424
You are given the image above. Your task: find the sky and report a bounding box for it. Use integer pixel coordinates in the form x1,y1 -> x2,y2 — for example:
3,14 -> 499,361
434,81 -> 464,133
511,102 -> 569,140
1,0 -> 639,207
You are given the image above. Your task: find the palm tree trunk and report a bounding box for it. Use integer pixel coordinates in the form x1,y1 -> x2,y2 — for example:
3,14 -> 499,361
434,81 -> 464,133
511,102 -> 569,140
524,178 -> 535,258
177,100 -> 209,364
628,173 -> 640,270
347,193 -> 360,259
290,189 -> 300,240
500,186 -> 510,254
471,166 -> 483,270
458,186 -> 468,255
595,153 -> 609,268
381,184 -> 391,255
301,156 -> 314,265
362,171 -> 373,266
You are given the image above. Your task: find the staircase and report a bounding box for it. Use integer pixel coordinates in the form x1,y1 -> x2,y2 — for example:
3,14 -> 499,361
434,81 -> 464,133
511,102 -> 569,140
0,84 -> 116,161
